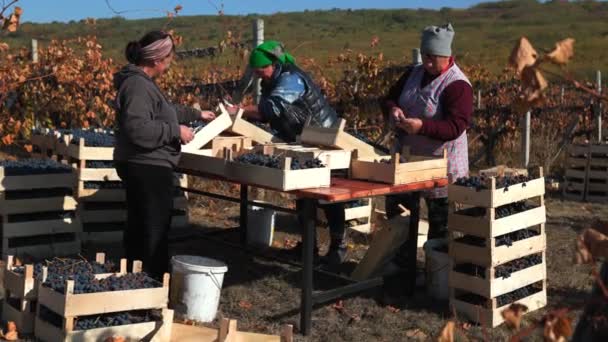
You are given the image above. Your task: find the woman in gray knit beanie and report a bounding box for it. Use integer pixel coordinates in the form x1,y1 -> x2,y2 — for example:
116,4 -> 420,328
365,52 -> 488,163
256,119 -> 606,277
380,23 -> 474,299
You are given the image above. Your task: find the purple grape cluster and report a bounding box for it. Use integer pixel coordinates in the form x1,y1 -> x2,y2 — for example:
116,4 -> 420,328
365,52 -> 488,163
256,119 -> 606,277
13,257 -> 115,278
456,281 -> 542,308
495,228 -> 540,247
70,129 -> 115,147
456,201 -> 536,219
43,272 -> 160,294
495,253 -> 543,279
0,159 -> 72,176
85,160 -> 115,168
455,174 -> 533,191
235,153 -> 324,169
83,181 -> 124,189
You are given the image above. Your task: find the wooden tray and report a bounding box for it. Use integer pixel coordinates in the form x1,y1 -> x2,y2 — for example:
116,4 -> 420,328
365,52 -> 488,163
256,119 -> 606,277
254,143 -> 352,170
350,150 -> 447,185
226,104 -> 283,144
181,109 -> 234,153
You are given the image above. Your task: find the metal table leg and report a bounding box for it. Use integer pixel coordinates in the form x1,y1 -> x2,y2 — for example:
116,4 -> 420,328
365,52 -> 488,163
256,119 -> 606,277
406,191 -> 421,295
297,198 -> 316,336
239,184 -> 249,245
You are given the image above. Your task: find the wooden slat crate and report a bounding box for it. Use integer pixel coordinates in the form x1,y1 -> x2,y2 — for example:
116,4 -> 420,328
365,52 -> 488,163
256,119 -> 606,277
181,109 -> 234,153
254,143 -> 352,170
350,149 -> 447,185
0,167 -> 81,258
562,144 -> 590,201
448,167 -> 547,327
31,129 -> 56,158
300,119 -> 386,159
344,199 -> 373,234
586,144 -> 608,202
35,262 -> 172,342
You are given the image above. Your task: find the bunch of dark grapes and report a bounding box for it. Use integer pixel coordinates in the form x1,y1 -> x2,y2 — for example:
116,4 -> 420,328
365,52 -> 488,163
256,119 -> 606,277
455,235 -> 487,247
252,121 -> 279,135
235,153 -> 324,169
495,228 -> 540,247
344,200 -> 368,208
74,310 -> 161,330
496,281 -> 543,307
455,175 -> 533,191
495,253 -> 543,279
0,159 -> 72,176
70,129 -> 115,147
43,271 -> 159,294
84,181 -> 124,190
85,160 -> 115,168
13,257 -> 115,278
453,263 -> 487,278
457,201 -> 536,219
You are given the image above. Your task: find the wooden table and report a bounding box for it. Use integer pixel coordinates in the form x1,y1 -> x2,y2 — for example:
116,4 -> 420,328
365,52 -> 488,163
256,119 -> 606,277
177,167 -> 447,335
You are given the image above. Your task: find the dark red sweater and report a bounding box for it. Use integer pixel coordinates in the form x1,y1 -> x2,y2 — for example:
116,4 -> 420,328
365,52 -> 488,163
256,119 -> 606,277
383,66 -> 473,141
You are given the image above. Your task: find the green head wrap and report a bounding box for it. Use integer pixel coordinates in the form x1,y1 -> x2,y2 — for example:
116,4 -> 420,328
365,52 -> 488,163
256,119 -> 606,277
249,40 -> 296,68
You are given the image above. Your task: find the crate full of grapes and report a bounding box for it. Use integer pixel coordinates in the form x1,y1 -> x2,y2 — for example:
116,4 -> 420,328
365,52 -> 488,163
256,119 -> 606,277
447,167 -> 547,327
0,159 -> 81,259
2,253 -> 117,334
35,260 -> 172,342
225,150 -> 331,191
350,148 -> 447,185
179,136 -> 253,177
254,143 -> 352,170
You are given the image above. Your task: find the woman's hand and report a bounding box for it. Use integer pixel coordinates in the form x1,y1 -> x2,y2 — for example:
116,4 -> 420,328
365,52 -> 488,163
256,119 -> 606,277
397,118 -> 424,135
226,104 -> 240,115
200,110 -> 216,121
179,125 -> 194,144
390,106 -> 407,124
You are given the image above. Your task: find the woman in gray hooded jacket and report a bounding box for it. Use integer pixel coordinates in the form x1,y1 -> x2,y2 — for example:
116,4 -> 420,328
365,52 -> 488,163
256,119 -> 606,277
113,31 -> 215,278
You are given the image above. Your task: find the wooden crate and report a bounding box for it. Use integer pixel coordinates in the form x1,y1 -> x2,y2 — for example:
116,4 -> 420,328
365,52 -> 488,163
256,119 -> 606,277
300,119 -> 386,159
31,129 -> 55,157
35,308 -> 173,342
254,143 -> 352,170
226,153 -> 331,191
179,137 -> 253,177
480,165 -> 528,178
35,263 -> 171,342
181,109 -> 234,153
344,199 -> 373,234
450,281 -> 547,328
586,144 -> 608,202
65,137 -> 114,161
448,167 -> 547,327
350,150 -> 447,185
0,169 -> 76,192
227,105 -> 283,144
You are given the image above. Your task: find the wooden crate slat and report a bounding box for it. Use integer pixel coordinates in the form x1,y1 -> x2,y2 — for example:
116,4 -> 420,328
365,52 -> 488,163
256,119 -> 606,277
3,217 -> 81,239
300,119 -> 385,159
37,280 -> 169,316
351,158 -> 447,185
450,233 -> 545,267
565,168 -> 587,179
178,150 -> 227,177
344,205 -> 372,221
80,231 -> 123,244
181,110 -> 234,153
78,168 -> 120,182
449,262 -> 546,298
0,196 -> 77,215
450,288 -> 547,328
348,223 -> 372,234
66,139 -> 114,160
4,264 -> 36,300
568,144 -> 590,157
34,308 -> 173,342
448,177 -> 545,208
77,187 -> 125,202
0,172 -> 75,191
448,206 -> 546,238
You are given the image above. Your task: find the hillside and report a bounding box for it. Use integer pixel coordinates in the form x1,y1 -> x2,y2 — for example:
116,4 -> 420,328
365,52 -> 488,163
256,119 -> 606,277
3,0 -> 608,78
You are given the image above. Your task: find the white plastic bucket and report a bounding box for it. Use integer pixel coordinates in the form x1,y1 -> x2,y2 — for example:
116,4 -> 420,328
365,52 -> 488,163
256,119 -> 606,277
423,238 -> 450,300
247,205 -> 275,247
170,255 -> 228,322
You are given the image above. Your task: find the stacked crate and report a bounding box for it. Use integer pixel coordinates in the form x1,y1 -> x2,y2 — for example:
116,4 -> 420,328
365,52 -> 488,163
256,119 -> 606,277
447,167 -> 547,327
34,261 -> 173,342
586,144 -> 608,202
0,161 -> 81,259
562,144 -> 589,201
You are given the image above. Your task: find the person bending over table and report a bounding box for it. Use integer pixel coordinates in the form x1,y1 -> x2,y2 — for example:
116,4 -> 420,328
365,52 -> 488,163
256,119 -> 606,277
228,40 -> 347,266
382,23 -> 473,270
113,30 -> 216,279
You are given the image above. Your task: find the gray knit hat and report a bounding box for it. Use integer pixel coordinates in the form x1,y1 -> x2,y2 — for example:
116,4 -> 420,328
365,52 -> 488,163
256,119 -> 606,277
420,23 -> 454,57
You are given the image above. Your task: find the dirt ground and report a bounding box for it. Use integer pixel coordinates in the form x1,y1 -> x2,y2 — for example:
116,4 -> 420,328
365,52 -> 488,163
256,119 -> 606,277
152,185 -> 608,342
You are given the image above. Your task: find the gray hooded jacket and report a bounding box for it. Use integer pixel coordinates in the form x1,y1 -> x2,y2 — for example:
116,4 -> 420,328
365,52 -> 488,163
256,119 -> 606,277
113,64 -> 200,168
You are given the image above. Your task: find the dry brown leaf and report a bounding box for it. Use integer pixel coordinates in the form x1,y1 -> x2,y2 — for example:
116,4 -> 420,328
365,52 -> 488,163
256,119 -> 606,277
174,5 -> 183,13
332,300 -> 344,312
583,228 -> 608,259
575,232 -> 594,264
386,305 -> 400,313
104,337 -> 126,342
437,320 -> 455,342
405,328 -> 428,340
2,7 -> 22,33
238,300 -> 253,310
4,321 -> 17,341
545,38 -> 575,65
509,37 -> 538,75
0,42 -> 8,52
501,303 -> 528,330
543,311 -> 573,342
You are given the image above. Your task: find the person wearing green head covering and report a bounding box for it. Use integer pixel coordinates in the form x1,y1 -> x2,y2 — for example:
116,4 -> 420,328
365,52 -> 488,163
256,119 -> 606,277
228,40 -> 347,267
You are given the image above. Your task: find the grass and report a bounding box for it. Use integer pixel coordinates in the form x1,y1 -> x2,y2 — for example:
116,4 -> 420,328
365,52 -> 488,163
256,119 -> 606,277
3,0 -> 608,79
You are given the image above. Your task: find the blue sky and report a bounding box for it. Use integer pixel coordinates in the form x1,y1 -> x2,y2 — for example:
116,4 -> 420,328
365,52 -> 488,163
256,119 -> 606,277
14,0 -> 503,23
